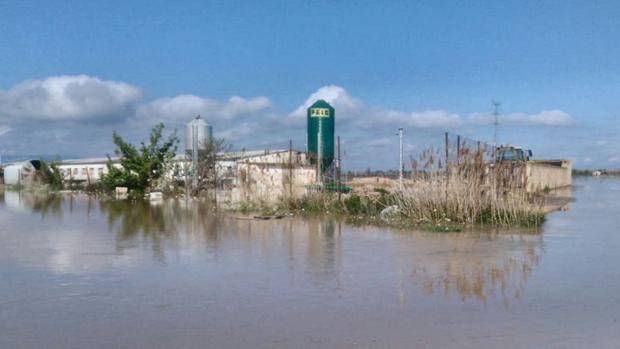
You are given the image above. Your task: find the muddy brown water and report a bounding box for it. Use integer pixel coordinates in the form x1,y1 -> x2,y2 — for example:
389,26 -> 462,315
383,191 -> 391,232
1,177 -> 619,348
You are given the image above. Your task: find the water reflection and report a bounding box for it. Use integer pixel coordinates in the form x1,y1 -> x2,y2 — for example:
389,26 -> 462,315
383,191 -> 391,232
305,220 -> 342,284
0,191 -> 543,304
404,232 -> 543,304
99,199 -> 225,263
1,190 -> 63,217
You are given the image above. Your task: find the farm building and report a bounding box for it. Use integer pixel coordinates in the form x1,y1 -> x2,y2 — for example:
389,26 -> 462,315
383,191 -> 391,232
56,149 -> 317,204
2,160 -> 41,186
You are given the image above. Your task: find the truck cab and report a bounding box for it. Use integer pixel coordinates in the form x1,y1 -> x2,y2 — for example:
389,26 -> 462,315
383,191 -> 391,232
496,146 -> 532,163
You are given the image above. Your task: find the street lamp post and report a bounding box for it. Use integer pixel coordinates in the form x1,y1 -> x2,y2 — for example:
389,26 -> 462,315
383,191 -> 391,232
397,128 -> 404,191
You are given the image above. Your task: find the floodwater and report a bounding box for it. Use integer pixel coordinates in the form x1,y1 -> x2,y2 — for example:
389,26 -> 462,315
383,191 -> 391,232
0,178 -> 619,349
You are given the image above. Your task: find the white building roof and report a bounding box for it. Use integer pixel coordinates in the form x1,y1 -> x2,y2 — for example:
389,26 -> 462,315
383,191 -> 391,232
59,149 -> 300,166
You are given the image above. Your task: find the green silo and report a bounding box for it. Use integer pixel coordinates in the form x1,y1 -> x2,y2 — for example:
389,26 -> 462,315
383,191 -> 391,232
307,100 -> 335,172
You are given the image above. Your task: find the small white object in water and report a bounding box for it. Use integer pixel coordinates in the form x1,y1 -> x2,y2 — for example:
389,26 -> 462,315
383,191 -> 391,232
380,205 -> 400,222
148,192 -> 163,201
115,187 -> 128,200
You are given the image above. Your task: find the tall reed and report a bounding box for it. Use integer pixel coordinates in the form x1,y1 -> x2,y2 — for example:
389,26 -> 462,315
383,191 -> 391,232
288,143 -> 544,229
401,143 -> 544,227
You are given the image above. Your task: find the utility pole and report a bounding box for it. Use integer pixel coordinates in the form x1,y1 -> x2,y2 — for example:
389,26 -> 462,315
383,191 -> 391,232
456,135 -> 461,165
192,115 -> 199,192
317,119 -> 322,184
337,135 -> 342,200
397,128 -> 404,191
288,139 -> 293,198
445,132 -> 449,177
343,150 -> 347,184
492,101 -> 501,148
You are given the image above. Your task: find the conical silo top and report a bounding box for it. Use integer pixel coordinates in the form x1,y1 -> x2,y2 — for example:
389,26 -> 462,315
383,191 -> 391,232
309,100 -> 334,109
189,115 -> 209,126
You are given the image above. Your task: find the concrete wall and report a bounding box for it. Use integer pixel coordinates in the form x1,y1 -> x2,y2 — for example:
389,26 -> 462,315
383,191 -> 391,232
525,160 -> 572,193
58,163 -> 114,183
215,150 -> 316,205
231,162 -> 316,205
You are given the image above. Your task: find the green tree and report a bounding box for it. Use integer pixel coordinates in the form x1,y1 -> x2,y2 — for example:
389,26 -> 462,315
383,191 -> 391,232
101,123 -> 179,193
39,159 -> 64,190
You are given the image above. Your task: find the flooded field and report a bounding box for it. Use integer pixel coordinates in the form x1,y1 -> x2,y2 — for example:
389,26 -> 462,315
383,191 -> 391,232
1,177 -> 619,348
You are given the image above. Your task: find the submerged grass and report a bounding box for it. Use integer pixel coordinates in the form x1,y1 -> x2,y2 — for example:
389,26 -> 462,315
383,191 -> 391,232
284,189 -> 543,232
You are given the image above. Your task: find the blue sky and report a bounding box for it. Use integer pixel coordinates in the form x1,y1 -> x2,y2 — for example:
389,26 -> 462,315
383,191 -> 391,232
0,0 -> 619,169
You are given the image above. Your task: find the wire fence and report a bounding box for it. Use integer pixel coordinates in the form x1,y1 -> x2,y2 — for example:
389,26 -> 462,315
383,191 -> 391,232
444,132 -> 496,166
227,132 -> 518,188
230,139 -> 308,154
345,131 -> 501,184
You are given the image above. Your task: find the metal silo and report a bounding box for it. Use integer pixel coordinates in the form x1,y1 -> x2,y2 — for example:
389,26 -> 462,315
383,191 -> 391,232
307,100 -> 335,174
185,115 -> 212,154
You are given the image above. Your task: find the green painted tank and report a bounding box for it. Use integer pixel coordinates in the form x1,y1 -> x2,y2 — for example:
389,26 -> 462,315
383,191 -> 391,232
307,100 -> 335,171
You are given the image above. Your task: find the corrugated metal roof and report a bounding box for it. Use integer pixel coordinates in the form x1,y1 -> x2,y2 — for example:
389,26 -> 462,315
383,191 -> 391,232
59,149 -> 302,165
61,157 -> 118,165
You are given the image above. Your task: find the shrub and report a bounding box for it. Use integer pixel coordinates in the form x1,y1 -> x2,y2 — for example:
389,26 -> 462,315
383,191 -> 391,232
39,159 -> 64,191
100,123 -> 178,193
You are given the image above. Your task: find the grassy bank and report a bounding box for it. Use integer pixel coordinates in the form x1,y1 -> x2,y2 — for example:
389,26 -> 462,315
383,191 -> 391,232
271,147 -> 546,232
281,187 -> 544,232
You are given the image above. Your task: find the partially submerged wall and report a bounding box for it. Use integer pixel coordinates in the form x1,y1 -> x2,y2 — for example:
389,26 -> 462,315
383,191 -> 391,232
232,163 -> 315,205
526,160 -> 572,193
215,150 -> 317,205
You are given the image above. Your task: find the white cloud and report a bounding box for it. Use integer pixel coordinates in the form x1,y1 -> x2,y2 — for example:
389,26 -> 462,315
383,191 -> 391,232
288,85 -> 461,129
217,122 -> 263,140
0,76 -> 587,169
288,85 -> 363,123
137,94 -> 271,124
0,75 -> 143,121
608,155 -> 620,164
404,143 -> 417,152
378,109 -> 462,128
467,109 -> 574,126
289,85 -> 575,134
368,137 -> 394,146
593,140 -> 609,147
466,112 -> 494,125
525,110 -> 574,126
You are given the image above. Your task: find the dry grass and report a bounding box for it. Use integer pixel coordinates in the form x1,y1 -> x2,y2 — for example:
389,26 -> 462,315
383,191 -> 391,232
347,176 -> 400,194
400,145 -> 543,227
287,144 -> 544,230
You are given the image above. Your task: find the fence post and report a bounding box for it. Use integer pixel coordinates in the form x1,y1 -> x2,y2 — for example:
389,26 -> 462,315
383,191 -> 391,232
444,132 -> 449,177
456,135 -> 461,165
337,136 -> 342,201
288,139 -> 293,199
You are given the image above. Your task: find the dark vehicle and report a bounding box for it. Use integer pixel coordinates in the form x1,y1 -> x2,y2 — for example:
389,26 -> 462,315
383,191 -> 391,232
496,146 -> 533,163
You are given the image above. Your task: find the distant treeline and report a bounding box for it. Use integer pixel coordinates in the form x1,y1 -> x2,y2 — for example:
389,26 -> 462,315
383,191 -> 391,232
345,169 -> 410,180
573,169 -> 620,177
350,168 -> 620,178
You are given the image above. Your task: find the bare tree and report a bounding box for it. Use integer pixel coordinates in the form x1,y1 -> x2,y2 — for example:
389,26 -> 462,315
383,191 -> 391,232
186,137 -> 231,198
